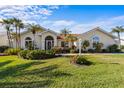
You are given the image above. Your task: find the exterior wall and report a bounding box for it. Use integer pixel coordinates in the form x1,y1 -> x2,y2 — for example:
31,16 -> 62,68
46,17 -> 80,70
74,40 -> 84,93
0,34 -> 9,46
19,31 -> 58,50
57,39 -> 62,47
11,28 -> 118,50
77,29 -> 118,49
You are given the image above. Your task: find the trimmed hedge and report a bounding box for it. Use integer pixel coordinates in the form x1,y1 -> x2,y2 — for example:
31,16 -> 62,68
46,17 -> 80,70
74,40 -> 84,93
107,44 -> 121,53
0,46 -> 9,53
19,50 -> 55,60
18,50 -> 30,59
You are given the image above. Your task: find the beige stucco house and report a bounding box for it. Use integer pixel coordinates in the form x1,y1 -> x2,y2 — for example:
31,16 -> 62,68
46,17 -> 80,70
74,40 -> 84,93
0,27 -> 119,50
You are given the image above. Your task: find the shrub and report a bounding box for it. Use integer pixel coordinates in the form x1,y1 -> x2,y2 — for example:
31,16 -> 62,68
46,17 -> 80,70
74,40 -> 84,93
46,50 -> 55,58
18,50 -> 30,59
52,46 -> 62,54
107,44 -> 119,53
62,48 -> 71,53
88,49 -> 95,53
102,49 -> 108,53
70,49 -> 75,53
27,50 -> 45,60
0,46 -> 9,53
75,56 -> 92,65
26,50 -> 55,60
93,42 -> 103,52
115,49 -> 122,53
4,48 -> 21,55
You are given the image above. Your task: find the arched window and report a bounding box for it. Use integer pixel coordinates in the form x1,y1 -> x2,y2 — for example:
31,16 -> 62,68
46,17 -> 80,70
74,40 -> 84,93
92,36 -> 100,43
25,37 -> 33,49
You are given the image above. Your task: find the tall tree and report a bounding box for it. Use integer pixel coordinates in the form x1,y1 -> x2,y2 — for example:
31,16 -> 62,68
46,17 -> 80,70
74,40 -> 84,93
16,19 -> 24,48
0,19 -> 13,47
11,18 -> 19,48
112,26 -> 124,49
60,28 -> 71,37
27,23 -> 43,49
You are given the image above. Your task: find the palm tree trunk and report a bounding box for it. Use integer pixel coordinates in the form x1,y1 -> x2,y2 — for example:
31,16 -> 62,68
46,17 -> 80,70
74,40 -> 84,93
7,31 -> 11,47
15,26 -> 18,49
118,32 -> 121,49
33,34 -> 35,50
18,28 -> 21,48
8,31 -> 12,47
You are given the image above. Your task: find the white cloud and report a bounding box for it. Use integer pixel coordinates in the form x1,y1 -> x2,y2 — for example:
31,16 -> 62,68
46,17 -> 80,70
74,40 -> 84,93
41,20 -> 76,32
0,5 -> 59,22
40,15 -> 124,34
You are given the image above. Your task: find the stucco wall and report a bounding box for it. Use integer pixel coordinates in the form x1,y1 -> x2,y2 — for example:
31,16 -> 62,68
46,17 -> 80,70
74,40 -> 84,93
19,31 -> 58,50
0,34 -> 8,46
77,29 -> 118,49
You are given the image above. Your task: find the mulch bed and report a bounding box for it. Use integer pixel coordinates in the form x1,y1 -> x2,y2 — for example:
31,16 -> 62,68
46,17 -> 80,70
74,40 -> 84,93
0,53 -> 8,56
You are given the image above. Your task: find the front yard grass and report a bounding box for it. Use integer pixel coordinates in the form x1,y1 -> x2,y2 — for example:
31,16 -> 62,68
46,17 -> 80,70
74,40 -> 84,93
0,54 -> 124,88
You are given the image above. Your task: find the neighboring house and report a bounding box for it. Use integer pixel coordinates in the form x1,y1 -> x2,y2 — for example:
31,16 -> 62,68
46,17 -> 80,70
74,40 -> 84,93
0,27 -> 119,50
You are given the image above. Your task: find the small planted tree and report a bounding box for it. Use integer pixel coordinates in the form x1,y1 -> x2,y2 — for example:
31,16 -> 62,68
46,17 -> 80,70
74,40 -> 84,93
93,42 -> 103,52
82,40 -> 90,52
65,34 -> 78,49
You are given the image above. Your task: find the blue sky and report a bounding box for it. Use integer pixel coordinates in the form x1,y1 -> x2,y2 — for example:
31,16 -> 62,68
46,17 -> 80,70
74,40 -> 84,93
1,5 -> 124,36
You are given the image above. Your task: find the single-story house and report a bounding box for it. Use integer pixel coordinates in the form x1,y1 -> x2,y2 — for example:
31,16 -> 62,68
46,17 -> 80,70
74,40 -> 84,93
0,27 -> 119,50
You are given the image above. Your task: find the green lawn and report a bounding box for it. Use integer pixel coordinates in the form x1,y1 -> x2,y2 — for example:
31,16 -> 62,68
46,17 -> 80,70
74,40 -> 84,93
0,54 -> 124,88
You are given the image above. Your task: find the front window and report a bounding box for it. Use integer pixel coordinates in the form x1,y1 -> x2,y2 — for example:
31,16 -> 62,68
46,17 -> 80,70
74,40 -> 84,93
92,36 -> 100,48
92,36 -> 100,43
25,37 -> 33,49
61,41 -> 68,48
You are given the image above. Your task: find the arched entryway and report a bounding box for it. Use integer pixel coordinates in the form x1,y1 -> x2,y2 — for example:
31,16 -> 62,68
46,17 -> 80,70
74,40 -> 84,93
45,36 -> 54,50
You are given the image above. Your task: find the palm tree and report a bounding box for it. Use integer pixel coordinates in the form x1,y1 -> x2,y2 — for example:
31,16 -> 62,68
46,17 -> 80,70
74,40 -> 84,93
16,19 -> 24,48
82,40 -> 90,51
60,28 -> 72,48
10,18 -> 24,49
65,34 -> 78,49
11,18 -> 19,48
60,28 -> 71,36
27,23 -> 43,49
112,26 -> 124,49
0,19 -> 13,47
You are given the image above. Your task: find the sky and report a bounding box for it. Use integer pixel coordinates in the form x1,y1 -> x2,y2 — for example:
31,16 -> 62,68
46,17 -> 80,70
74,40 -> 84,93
1,5 -> 124,36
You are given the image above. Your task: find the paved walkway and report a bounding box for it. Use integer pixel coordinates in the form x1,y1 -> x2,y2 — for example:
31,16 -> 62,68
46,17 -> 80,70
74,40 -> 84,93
57,53 -> 124,56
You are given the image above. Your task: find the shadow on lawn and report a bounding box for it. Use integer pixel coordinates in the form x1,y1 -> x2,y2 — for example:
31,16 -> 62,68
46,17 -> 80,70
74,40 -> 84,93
0,61 -> 46,79
0,60 -> 14,67
0,61 -> 72,88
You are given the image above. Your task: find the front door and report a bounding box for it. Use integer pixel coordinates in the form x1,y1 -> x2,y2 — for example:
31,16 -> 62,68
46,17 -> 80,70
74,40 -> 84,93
46,40 -> 53,50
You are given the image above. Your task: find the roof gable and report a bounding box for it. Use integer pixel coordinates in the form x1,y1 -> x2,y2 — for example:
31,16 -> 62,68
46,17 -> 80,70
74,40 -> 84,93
80,27 -> 117,39
20,26 -> 58,36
